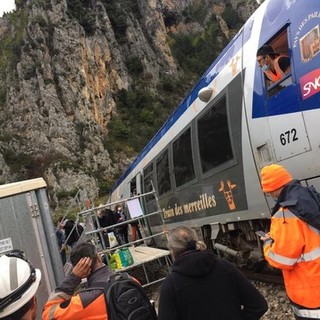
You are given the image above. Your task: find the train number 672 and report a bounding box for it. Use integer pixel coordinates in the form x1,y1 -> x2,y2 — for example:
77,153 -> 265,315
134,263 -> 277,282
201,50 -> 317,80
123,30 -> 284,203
280,129 -> 298,146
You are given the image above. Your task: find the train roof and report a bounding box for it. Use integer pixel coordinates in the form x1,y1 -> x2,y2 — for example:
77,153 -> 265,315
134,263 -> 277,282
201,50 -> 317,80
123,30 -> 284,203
111,3 -> 261,192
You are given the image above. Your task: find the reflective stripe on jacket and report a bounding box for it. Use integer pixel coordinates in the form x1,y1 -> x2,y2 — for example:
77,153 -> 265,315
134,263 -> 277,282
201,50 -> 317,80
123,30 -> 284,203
42,267 -> 111,320
42,292 -> 107,320
264,55 -> 288,82
292,305 -> 320,319
263,207 -> 320,308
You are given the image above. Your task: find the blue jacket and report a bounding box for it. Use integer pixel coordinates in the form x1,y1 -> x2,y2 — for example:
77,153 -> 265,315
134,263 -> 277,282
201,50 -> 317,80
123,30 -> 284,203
272,180 -> 320,229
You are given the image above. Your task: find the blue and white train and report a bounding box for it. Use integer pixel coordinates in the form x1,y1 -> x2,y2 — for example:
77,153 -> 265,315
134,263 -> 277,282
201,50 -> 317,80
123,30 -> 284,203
109,0 -> 320,265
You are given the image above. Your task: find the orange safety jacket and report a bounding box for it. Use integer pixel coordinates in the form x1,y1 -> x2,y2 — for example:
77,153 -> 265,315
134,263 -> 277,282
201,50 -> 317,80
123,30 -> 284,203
263,207 -> 320,309
263,55 -> 289,82
42,267 -> 111,320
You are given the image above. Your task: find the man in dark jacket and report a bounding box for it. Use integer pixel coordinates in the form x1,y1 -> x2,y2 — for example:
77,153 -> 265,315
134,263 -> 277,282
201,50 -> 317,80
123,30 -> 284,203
95,205 -> 118,248
114,204 -> 129,244
158,226 -> 268,320
64,219 -> 84,249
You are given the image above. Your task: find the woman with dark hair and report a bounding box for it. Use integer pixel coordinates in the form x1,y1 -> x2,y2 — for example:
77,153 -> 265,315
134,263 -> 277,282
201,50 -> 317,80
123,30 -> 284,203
158,226 -> 268,320
64,220 -> 84,249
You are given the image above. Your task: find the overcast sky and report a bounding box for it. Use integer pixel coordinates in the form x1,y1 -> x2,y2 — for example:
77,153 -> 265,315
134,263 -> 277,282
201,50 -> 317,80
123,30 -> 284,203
0,0 -> 16,17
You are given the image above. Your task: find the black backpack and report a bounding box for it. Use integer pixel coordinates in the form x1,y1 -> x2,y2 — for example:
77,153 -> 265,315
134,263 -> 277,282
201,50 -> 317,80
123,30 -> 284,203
305,185 -> 320,229
274,181 -> 320,230
96,272 -> 158,320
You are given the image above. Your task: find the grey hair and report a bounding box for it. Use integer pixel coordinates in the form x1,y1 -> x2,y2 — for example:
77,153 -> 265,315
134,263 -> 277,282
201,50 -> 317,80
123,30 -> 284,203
168,226 -> 206,260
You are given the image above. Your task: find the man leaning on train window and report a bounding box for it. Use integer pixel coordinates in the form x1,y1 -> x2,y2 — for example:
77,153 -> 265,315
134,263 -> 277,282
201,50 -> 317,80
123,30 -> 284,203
256,44 -> 291,87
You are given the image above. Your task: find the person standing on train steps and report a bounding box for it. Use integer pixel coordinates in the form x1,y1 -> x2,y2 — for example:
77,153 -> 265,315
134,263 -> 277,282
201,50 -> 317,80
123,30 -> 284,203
0,250 -> 41,320
256,45 -> 291,85
158,226 -> 268,320
260,164 -> 320,320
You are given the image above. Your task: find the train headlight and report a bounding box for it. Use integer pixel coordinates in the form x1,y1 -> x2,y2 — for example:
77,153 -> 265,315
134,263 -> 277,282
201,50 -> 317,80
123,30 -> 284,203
198,87 -> 213,102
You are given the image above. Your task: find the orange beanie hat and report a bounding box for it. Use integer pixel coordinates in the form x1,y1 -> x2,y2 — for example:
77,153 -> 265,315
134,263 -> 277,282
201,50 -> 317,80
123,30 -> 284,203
260,164 -> 293,192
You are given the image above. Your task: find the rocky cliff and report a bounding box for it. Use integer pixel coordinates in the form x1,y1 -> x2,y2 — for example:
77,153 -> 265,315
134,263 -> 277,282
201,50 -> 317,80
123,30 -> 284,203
0,0 -> 260,206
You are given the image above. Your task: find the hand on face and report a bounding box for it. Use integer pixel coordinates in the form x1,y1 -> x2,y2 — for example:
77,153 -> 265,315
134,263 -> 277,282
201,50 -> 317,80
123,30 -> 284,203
72,257 -> 92,279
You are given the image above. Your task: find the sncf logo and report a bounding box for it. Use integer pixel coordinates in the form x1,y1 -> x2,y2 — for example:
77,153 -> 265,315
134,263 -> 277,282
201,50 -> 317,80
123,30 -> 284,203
300,68 -> 320,100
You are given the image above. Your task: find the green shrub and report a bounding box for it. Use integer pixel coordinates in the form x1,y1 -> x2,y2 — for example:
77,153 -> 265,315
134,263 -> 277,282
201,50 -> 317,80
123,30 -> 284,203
31,15 -> 47,27
125,57 -> 144,77
169,17 -> 227,75
221,4 -> 243,29
0,87 -> 6,106
66,0 -> 96,35
0,10 -> 28,72
102,0 -> 141,42
56,188 -> 79,201
2,149 -> 33,173
44,78 -> 54,85
23,64 -> 37,80
182,3 -> 208,24
98,180 -> 115,196
0,133 -> 12,142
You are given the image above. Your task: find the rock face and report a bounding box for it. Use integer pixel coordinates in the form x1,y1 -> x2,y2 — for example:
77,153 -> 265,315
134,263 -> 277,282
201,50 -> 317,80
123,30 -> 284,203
0,0 -> 259,205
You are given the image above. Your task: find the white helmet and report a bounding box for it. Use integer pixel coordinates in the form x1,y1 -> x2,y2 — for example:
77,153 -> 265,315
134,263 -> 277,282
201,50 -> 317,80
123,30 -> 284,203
0,252 -> 41,318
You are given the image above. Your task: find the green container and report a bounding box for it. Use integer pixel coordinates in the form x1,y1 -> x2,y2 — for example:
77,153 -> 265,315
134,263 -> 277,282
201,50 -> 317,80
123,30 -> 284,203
119,247 -> 134,267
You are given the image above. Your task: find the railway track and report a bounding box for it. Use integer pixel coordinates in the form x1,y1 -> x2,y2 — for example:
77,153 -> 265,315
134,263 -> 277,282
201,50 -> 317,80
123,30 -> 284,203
241,268 -> 284,285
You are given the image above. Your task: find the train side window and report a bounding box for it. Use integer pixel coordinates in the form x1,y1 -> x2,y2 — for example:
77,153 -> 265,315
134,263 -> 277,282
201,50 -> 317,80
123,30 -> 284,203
156,150 -> 171,196
173,127 -> 195,187
143,163 -> 154,203
130,178 -> 137,196
197,96 -> 233,173
257,27 -> 292,98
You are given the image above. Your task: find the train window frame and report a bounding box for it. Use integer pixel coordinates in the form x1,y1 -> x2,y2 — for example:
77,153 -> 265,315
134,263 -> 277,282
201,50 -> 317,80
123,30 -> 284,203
143,162 -> 155,203
172,126 -> 196,189
258,25 -> 293,98
144,162 -> 153,177
195,92 -> 236,177
155,148 -> 172,196
129,172 -> 142,197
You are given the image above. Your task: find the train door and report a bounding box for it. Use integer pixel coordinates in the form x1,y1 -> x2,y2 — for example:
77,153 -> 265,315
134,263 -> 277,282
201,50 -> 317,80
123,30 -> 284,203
252,23 -> 311,166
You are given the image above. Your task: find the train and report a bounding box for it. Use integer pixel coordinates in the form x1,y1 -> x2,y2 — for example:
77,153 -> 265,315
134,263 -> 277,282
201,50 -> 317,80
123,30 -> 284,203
109,0 -> 320,267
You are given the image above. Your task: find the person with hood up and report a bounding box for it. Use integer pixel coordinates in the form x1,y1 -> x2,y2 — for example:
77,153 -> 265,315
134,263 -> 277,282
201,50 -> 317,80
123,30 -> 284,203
260,164 -> 320,319
158,226 -> 268,320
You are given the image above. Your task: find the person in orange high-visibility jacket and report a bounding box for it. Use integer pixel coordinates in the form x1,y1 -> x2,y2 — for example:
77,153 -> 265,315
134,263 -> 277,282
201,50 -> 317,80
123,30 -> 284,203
42,242 -> 111,320
259,164 -> 320,320
256,45 -> 291,84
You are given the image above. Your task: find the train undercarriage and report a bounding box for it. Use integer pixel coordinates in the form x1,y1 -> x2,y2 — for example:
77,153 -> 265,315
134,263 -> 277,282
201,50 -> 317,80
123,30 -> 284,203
201,219 -> 271,271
